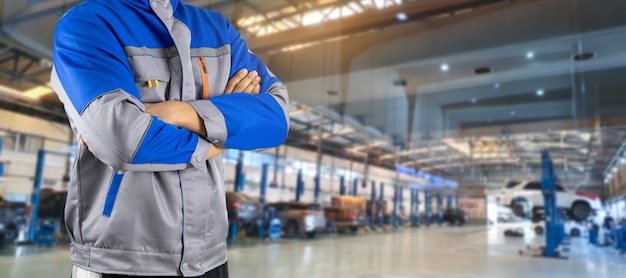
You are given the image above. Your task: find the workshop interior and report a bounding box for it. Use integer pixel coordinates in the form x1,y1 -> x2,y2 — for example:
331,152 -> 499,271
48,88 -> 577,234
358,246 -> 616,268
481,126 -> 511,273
1,0 -> 626,277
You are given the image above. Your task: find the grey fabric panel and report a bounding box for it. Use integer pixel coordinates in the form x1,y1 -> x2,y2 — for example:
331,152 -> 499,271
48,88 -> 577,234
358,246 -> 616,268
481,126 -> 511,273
187,100 -> 227,147
123,46 -> 178,59
205,54 -> 230,98
126,55 -> 172,102
266,82 -> 290,130
189,46 -> 230,57
126,55 -> 172,81
51,68 -> 191,172
152,2 -> 196,103
152,2 -> 214,276
70,242 -> 227,277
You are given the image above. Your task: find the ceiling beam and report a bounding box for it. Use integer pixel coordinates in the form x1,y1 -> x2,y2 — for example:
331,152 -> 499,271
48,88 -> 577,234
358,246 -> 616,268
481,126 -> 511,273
246,0 -> 514,53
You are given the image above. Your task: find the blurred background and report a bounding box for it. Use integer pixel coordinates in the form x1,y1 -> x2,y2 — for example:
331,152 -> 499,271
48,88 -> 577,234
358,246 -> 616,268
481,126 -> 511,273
1,0 -> 626,277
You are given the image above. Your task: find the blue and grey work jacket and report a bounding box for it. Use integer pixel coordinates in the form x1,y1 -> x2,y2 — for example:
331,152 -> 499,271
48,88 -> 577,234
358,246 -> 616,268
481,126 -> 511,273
50,0 -> 289,276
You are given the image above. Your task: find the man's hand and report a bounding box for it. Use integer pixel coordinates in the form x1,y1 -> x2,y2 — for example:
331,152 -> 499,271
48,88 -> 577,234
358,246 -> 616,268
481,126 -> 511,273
224,68 -> 261,94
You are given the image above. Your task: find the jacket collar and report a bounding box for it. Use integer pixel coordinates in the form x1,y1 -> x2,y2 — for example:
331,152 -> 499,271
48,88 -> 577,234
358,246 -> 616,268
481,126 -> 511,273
120,0 -> 180,11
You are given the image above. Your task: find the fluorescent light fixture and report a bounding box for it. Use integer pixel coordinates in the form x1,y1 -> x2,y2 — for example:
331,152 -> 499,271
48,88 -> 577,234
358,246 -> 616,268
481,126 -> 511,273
311,127 -> 355,141
22,84 -> 53,99
510,110 -> 516,116
494,83 -> 500,89
440,64 -> 449,72
348,140 -> 388,152
470,98 -> 477,103
526,52 -> 534,59
536,89 -> 544,96
289,108 -> 310,116
396,12 -> 407,21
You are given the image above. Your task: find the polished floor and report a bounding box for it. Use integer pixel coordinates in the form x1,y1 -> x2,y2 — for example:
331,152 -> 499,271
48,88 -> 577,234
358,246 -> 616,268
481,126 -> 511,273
1,226 -> 625,278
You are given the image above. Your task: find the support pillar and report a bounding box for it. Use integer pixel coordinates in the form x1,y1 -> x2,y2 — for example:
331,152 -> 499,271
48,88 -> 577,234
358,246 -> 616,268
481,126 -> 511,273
257,163 -> 269,238
379,182 -> 385,229
28,150 -> 46,242
295,169 -> 304,202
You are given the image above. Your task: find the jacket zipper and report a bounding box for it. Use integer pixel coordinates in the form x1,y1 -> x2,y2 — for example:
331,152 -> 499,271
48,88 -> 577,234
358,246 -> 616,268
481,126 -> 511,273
197,56 -> 209,99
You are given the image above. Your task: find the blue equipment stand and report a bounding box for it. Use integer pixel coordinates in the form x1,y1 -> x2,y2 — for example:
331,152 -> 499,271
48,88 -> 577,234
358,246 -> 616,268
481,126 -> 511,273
379,183 -> 385,229
616,226 -> 626,253
535,151 -> 568,259
352,178 -> 358,196
446,195 -> 453,209
295,169 -> 304,202
436,192 -> 444,225
424,191 -> 432,226
266,207 -> 282,240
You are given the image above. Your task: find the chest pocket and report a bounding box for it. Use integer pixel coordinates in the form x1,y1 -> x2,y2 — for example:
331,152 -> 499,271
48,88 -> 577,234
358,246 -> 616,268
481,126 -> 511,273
191,49 -> 231,100
127,55 -> 173,103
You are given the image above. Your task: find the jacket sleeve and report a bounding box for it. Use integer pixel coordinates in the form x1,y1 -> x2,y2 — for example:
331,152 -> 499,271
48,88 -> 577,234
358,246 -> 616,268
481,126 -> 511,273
187,17 -> 289,151
51,15 -> 211,172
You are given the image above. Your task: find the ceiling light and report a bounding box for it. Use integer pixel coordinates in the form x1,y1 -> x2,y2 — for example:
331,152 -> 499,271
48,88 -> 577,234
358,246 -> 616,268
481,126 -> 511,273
470,98 -> 477,103
440,64 -> 449,72
526,52 -> 534,59
494,83 -> 500,89
302,10 -> 324,26
620,158 -> 626,165
510,110 -> 516,116
396,12 -> 407,22
23,84 -> 53,99
612,167 -> 619,173
536,89 -> 544,96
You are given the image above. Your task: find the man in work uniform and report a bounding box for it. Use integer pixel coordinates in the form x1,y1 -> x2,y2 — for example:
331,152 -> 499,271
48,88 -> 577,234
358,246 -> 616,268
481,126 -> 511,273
50,0 -> 290,277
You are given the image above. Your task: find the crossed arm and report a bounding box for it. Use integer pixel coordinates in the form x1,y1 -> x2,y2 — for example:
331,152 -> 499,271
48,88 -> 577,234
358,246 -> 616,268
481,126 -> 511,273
143,69 -> 262,160
53,14 -> 288,172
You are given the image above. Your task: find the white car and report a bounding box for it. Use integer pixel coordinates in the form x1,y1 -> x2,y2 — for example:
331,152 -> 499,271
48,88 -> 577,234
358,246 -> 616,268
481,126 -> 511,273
499,181 -> 602,221
532,220 -> 587,237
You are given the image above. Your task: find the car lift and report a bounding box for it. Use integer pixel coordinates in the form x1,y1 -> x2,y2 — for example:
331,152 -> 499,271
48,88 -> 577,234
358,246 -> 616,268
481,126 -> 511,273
435,192 -> 444,225
379,182 -> 385,229
424,191 -> 433,226
392,185 -> 404,227
295,168 -> 304,202
228,156 -> 246,242
339,176 -> 346,196
522,151 -> 569,259
259,163 -> 270,238
27,150 -> 72,245
410,189 -> 420,227
369,180 -> 377,230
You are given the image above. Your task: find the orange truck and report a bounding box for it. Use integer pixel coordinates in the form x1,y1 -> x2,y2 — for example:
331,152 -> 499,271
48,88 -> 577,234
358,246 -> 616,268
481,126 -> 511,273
324,196 -> 367,233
